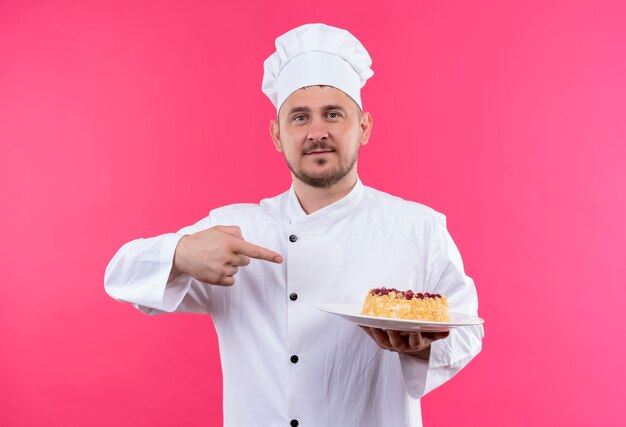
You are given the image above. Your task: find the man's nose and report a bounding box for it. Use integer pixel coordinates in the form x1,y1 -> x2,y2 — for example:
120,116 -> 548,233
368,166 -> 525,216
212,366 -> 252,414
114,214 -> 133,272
307,117 -> 328,140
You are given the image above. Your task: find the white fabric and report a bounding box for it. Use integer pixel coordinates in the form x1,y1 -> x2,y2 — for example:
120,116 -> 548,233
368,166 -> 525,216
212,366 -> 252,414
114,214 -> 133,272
262,23 -> 374,110
105,179 -> 483,427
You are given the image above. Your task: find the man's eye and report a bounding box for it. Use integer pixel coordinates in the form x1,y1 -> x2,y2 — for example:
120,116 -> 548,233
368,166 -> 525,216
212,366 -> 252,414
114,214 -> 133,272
327,112 -> 341,119
293,115 -> 306,121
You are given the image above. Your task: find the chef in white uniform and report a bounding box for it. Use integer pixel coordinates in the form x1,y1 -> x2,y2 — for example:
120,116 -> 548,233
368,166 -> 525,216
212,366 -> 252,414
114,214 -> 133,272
105,23 -> 484,427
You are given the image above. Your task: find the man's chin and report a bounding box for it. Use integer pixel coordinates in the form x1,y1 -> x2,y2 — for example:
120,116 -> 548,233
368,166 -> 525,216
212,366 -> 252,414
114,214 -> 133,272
299,168 -> 337,181
294,168 -> 350,189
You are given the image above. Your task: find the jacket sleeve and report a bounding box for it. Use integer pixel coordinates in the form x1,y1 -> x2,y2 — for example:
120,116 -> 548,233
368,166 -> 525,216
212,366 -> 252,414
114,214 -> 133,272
399,213 -> 484,399
104,214 -> 216,315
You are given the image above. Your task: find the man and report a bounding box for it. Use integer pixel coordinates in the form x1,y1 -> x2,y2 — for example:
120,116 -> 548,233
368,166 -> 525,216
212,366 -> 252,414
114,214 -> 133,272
105,23 -> 483,426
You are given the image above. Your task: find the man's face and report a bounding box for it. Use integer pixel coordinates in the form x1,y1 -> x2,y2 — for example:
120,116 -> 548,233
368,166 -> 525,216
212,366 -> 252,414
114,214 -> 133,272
270,86 -> 373,189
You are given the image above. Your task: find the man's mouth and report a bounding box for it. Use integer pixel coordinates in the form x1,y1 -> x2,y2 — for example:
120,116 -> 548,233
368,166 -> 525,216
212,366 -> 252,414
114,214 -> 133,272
305,149 -> 334,155
304,142 -> 335,155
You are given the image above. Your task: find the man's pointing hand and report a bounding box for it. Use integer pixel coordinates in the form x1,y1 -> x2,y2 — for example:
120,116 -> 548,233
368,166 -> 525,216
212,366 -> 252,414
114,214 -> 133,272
169,226 -> 283,286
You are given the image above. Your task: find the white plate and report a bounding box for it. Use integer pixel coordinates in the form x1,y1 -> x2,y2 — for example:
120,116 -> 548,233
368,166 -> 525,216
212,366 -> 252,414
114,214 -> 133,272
318,303 -> 484,332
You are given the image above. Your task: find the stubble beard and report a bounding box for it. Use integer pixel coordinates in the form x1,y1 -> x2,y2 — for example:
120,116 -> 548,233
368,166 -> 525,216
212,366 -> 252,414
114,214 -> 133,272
286,143 -> 360,189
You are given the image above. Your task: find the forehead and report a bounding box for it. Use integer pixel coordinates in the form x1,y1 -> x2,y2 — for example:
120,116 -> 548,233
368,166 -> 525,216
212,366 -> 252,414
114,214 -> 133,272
279,86 -> 357,115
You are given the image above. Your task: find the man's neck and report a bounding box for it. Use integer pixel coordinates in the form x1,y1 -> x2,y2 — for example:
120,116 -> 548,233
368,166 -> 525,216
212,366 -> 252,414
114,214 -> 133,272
292,174 -> 358,215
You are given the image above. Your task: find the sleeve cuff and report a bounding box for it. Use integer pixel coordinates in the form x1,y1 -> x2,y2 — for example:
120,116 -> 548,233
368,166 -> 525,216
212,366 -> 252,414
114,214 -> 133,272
399,352 -> 430,399
398,335 -> 448,399
105,233 -> 192,313
399,326 -> 484,399
156,233 -> 194,312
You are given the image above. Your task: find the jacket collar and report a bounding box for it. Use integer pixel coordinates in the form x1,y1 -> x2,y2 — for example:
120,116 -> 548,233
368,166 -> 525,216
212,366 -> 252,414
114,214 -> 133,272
286,177 -> 365,231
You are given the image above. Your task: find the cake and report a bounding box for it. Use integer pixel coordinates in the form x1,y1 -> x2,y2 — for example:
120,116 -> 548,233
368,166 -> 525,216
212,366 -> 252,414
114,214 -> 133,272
361,287 -> 450,322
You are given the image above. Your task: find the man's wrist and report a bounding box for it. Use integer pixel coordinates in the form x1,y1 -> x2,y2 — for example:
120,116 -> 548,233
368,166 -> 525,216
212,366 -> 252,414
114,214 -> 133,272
406,346 -> 431,361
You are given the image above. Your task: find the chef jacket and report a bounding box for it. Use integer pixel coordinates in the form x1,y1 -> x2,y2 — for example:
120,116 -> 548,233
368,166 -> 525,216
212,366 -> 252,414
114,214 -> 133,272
105,178 -> 484,427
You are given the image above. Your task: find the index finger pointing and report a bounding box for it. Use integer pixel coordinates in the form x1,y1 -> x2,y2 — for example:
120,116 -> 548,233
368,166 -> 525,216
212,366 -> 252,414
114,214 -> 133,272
234,240 -> 283,263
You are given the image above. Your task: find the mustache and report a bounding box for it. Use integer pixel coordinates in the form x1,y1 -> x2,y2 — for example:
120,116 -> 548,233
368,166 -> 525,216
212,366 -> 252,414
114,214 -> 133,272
303,141 -> 335,154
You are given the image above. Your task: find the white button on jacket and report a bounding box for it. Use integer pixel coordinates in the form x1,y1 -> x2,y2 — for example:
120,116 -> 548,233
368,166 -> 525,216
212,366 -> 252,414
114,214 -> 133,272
105,179 -> 484,427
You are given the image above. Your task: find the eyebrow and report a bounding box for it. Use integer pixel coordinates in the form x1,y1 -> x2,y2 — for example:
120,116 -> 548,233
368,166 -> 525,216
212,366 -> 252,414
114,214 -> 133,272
286,105 -> 347,117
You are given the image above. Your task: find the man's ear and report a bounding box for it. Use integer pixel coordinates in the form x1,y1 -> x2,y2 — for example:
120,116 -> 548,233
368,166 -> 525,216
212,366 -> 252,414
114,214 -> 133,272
359,112 -> 373,146
270,119 -> 283,152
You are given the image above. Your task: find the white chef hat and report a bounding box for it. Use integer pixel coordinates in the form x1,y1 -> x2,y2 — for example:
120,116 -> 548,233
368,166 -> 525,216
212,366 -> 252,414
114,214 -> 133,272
262,23 -> 374,111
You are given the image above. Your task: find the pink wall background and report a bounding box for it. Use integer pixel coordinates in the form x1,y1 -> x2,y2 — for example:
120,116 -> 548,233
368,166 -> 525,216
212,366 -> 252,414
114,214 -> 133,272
1,0 -> 625,425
